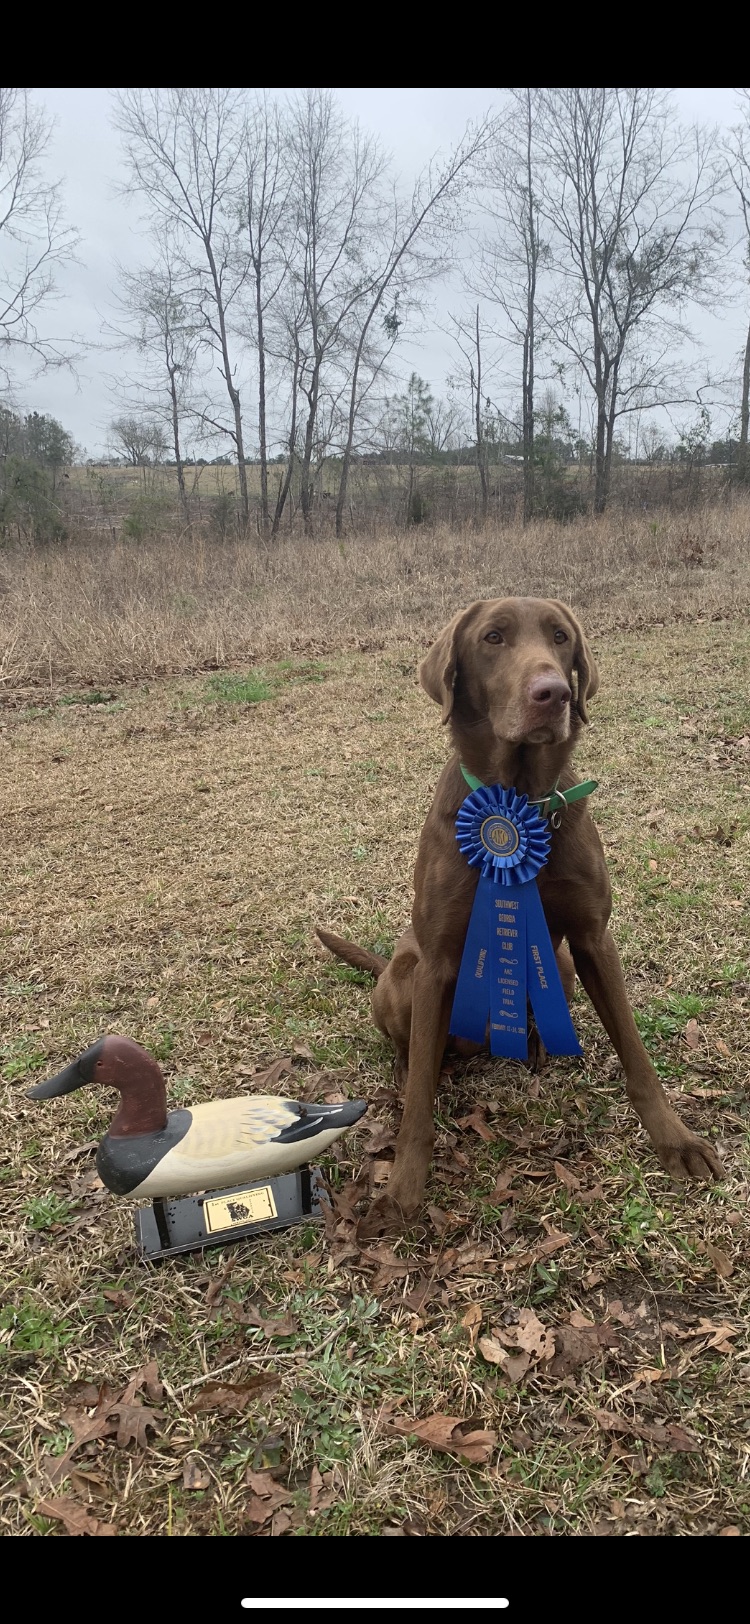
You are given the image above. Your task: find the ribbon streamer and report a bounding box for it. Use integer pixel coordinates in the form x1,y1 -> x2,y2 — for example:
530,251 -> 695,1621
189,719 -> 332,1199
449,784 -> 582,1060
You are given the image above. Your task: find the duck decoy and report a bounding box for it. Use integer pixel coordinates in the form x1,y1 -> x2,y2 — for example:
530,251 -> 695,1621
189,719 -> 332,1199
28,1035 -> 368,1259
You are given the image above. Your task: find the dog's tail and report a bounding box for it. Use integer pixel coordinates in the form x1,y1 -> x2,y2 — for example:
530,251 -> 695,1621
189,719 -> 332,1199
316,927 -> 388,981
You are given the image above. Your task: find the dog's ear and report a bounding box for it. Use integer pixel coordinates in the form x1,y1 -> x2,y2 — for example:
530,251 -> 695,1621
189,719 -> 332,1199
558,605 -> 599,722
419,605 -> 477,724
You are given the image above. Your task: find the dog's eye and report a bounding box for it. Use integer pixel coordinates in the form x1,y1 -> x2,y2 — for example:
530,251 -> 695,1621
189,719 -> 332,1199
553,629 -> 568,644
484,630 -> 503,644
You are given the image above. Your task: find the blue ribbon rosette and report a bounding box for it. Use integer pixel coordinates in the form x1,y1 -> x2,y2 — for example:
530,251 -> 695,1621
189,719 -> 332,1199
449,784 -> 582,1060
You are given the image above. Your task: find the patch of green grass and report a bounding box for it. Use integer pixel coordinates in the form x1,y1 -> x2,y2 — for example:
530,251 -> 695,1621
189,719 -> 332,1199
59,689 -> 118,706
0,1036 -> 49,1081
23,1193 -> 76,1231
634,995 -> 706,1076
0,1298 -> 76,1355
204,670 -> 277,705
151,1025 -> 176,1062
202,660 -> 328,709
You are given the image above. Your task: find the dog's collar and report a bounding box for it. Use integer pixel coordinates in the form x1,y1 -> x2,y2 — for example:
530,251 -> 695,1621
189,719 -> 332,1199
460,763 -> 598,819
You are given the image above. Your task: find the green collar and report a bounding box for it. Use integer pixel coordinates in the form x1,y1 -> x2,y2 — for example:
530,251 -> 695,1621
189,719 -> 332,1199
460,763 -> 598,819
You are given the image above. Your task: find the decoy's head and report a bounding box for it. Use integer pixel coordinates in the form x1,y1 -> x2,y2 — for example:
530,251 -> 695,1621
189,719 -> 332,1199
27,1035 -> 168,1137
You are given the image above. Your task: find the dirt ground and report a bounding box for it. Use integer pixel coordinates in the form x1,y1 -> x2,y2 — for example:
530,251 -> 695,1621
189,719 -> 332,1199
1,621 -> 748,1535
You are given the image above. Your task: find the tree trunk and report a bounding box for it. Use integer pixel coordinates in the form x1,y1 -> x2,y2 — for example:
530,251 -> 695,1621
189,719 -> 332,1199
271,342 -> 300,539
522,91 -> 536,526
256,261 -> 269,536
204,237 -> 249,532
474,308 -> 488,523
738,312 -> 750,485
168,363 -> 190,527
336,342 -> 364,538
594,397 -> 608,514
298,363 -> 321,538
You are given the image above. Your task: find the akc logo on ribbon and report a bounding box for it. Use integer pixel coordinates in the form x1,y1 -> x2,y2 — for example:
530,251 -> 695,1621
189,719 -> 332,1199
449,784 -> 582,1060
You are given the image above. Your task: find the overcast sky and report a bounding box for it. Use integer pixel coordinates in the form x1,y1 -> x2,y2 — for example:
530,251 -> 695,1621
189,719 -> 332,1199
9,88 -> 748,456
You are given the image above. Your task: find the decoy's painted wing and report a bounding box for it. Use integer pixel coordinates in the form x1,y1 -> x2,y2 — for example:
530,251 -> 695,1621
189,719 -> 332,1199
271,1098 -> 368,1144
128,1095 -> 368,1199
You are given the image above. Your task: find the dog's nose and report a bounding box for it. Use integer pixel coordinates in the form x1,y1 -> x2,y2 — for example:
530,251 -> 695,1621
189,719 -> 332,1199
527,673 -> 572,708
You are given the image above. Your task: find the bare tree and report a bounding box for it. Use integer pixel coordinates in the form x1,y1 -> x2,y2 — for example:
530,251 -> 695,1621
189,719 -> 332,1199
278,90 -> 387,537
114,89 -> 252,527
448,306 -> 494,521
106,242 -> 201,523
474,90 -> 547,522
726,91 -> 750,484
239,94 -> 290,537
0,87 -> 79,386
109,414 -> 167,466
539,89 -> 722,513
333,115 -> 494,536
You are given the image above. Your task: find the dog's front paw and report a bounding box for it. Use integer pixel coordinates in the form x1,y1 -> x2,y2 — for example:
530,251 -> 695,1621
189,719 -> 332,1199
357,1192 -> 411,1241
656,1131 -> 724,1182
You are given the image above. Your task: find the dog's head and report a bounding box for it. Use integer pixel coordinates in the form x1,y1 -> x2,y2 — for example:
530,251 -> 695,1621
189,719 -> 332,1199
419,597 -> 599,746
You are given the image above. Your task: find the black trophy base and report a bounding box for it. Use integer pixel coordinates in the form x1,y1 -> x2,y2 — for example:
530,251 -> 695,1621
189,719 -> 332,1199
134,1165 -> 325,1261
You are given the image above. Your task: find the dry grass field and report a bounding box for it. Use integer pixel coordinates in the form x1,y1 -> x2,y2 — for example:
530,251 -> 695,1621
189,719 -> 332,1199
1,512 -> 749,1536
2,503 -> 750,693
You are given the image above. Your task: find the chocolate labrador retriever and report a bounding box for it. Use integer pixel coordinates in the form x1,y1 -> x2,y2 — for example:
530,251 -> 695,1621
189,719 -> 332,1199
318,597 -> 723,1237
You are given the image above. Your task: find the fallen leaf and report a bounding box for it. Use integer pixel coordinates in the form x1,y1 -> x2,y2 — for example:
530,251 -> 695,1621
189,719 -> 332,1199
245,1470 -> 294,1512
477,1334 -> 506,1365
705,1242 -> 733,1279
507,1228 -> 574,1271
696,1320 -> 738,1352
106,1402 -> 163,1450
462,1303 -> 482,1348
102,1289 -> 134,1311
456,1108 -> 496,1144
244,1305 -> 299,1339
594,1410 -> 699,1452
121,1359 -> 164,1406
547,1325 -> 618,1378
455,1241 -> 493,1272
684,1019 -> 701,1050
308,1464 -> 338,1512
183,1455 -> 211,1491
205,1259 -> 236,1311
403,1278 -> 433,1314
719,1526 -> 741,1536
191,1375 -> 280,1414
515,1309 -> 555,1361
554,1161 -> 580,1193
245,1494 -> 274,1525
569,1310 -> 595,1329
271,1508 -> 292,1536
426,1204 -> 453,1235
60,1141 -> 98,1164
248,1057 -> 294,1090
502,1351 -> 532,1383
391,1413 -> 496,1465
365,1124 -> 398,1155
664,1424 -> 701,1453
35,1496 -> 116,1536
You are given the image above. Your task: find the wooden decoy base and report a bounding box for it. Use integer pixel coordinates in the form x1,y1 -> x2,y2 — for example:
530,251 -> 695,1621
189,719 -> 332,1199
134,1165 -> 326,1261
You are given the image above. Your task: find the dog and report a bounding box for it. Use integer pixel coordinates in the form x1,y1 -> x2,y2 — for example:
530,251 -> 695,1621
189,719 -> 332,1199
318,597 -> 723,1236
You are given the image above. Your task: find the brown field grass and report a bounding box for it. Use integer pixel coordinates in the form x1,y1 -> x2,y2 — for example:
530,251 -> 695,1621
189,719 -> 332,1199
1,606 -> 749,1536
1,501 -> 750,693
